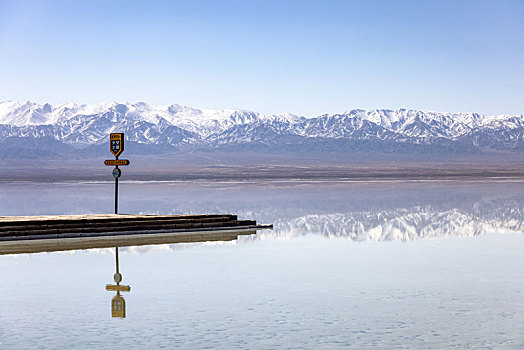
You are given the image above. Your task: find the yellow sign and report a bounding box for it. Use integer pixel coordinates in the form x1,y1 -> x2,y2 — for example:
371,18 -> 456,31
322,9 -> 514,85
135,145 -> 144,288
110,133 -> 124,157
104,159 -> 130,166
111,294 -> 126,318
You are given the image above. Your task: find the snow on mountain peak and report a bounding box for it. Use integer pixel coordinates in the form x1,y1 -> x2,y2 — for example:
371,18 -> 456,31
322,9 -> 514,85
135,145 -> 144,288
264,112 -> 305,123
0,101 -> 523,150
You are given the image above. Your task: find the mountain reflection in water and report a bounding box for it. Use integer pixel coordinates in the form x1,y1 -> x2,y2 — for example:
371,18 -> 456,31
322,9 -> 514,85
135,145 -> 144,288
0,180 -> 523,246
127,181 -> 524,244
259,199 -> 524,241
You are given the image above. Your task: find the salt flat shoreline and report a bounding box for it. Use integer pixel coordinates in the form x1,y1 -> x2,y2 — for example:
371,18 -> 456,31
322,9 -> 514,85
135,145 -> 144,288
0,165 -> 523,183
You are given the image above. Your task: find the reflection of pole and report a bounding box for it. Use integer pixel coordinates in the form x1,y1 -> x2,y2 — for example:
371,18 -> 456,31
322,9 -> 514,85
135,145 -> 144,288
115,247 -> 120,279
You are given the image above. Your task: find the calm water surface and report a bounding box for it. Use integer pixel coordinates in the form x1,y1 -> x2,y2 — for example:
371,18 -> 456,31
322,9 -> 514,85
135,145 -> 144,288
0,180 -> 523,349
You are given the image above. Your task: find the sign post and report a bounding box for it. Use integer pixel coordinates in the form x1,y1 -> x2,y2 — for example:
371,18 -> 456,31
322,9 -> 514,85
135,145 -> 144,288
105,133 -> 129,214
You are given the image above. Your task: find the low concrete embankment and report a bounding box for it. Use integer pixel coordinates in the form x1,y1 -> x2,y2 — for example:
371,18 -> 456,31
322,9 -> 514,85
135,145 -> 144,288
0,214 -> 272,254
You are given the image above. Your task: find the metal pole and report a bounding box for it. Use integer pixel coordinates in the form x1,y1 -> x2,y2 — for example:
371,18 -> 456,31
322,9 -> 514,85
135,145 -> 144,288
115,153 -> 119,215
115,169 -> 118,214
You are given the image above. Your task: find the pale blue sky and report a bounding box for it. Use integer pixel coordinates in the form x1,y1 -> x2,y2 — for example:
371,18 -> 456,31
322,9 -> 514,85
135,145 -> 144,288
0,0 -> 523,116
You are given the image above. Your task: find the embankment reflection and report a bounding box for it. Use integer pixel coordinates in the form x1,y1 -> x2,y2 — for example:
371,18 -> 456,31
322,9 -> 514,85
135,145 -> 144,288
0,228 -> 258,255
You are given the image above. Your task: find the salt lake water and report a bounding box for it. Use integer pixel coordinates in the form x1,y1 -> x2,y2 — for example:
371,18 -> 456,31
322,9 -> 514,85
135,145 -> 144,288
0,180 -> 523,349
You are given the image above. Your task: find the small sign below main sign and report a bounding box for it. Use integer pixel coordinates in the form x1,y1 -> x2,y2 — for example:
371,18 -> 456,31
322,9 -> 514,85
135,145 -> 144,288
112,168 -> 121,178
110,133 -> 124,157
104,159 -> 130,166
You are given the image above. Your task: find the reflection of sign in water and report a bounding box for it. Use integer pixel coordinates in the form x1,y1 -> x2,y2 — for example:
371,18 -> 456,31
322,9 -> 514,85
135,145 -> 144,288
106,284 -> 131,292
110,133 -> 124,157
106,247 -> 130,318
111,294 -> 126,318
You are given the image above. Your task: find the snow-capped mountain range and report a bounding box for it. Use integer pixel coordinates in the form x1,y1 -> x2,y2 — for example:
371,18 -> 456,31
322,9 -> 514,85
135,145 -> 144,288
0,101 -> 523,154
